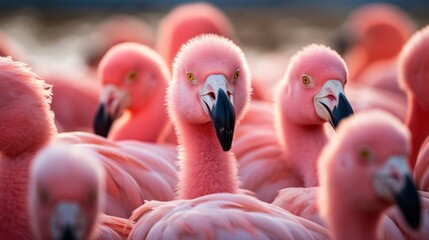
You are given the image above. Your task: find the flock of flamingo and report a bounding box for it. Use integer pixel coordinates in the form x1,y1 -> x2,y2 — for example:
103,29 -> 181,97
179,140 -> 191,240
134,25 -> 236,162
1,1 -> 429,239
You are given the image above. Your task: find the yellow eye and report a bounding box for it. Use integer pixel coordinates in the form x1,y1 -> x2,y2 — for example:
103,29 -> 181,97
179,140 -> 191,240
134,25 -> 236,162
358,146 -> 373,165
127,71 -> 137,83
302,75 -> 311,86
187,72 -> 194,82
233,70 -> 240,82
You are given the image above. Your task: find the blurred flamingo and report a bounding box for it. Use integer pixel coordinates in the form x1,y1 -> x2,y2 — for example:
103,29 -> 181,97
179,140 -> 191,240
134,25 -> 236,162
397,25 -> 429,171
233,44 -> 353,203
0,56 -> 178,240
29,145 -> 132,240
333,3 -> 415,82
156,2 -> 237,68
319,111 -> 422,239
93,42 -> 176,144
274,111 -> 428,239
0,57 -> 57,239
128,34 -> 329,239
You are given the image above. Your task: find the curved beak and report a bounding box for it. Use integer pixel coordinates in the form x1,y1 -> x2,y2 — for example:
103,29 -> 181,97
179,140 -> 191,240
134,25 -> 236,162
373,156 -> 421,230
314,80 -> 353,129
200,74 -> 235,151
93,85 -> 130,137
50,202 -> 86,240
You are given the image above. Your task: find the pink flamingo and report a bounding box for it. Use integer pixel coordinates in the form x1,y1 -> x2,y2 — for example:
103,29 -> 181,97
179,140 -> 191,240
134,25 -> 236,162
0,57 -> 57,239
233,44 -> 353,203
319,110 -> 421,239
128,34 -> 329,239
398,25 -> 429,170
336,2 -> 415,82
0,56 -> 178,239
156,2 -> 237,68
274,111 -> 428,239
93,42 -> 176,144
328,3 -> 414,120
29,145 -> 132,240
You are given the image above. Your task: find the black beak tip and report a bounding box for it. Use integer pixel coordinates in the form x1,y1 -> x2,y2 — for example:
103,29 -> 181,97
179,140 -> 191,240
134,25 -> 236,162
60,225 -> 77,240
206,89 -> 235,152
93,104 -> 114,138
395,176 -> 421,230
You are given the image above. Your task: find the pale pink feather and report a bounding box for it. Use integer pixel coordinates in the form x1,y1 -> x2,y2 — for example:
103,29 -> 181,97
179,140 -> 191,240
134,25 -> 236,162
55,131 -> 178,218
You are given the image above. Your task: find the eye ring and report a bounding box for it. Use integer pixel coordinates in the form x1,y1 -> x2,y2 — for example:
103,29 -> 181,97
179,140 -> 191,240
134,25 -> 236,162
233,70 -> 240,82
187,72 -> 194,82
302,75 -> 311,86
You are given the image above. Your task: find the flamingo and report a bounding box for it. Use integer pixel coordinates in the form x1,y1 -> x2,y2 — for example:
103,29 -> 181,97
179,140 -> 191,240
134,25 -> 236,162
397,25 -> 429,171
93,42 -> 176,144
233,44 -> 353,203
29,145 -> 132,240
0,57 -> 57,239
274,111 -> 428,239
0,56 -> 178,240
156,2 -> 237,68
128,34 -> 329,239
333,2 -> 415,82
327,3 -> 415,121
319,110 -> 421,239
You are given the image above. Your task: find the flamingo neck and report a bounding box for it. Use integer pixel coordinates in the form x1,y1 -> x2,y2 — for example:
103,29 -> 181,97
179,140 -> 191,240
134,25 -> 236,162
407,97 -> 429,170
329,207 -> 381,240
276,117 -> 328,187
176,121 -> 239,199
110,88 -> 168,142
0,152 -> 38,239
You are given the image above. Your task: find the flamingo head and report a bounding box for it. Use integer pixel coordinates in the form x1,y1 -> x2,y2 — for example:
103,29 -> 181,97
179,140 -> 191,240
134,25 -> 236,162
94,42 -> 170,137
276,44 -> 353,129
168,34 -> 251,151
29,146 -> 105,240
156,2 -> 236,67
319,111 -> 420,230
332,3 -> 414,59
398,25 -> 429,110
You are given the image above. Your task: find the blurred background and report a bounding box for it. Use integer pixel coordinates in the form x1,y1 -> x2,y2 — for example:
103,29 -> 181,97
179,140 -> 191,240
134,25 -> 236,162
0,0 -> 427,75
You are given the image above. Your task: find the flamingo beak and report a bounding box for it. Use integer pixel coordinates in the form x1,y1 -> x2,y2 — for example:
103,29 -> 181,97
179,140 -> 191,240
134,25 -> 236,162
314,80 -> 353,129
373,156 -> 421,230
50,202 -> 87,240
200,74 -> 235,151
93,85 -> 130,137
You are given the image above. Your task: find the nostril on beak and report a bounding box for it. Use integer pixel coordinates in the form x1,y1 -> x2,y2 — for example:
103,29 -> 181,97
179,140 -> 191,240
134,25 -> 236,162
208,92 -> 216,100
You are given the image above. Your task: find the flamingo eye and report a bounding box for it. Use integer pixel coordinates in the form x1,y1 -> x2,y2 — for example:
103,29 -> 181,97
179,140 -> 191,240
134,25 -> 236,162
358,145 -> 373,165
187,72 -> 194,82
233,70 -> 240,82
127,71 -> 137,83
301,75 -> 312,86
